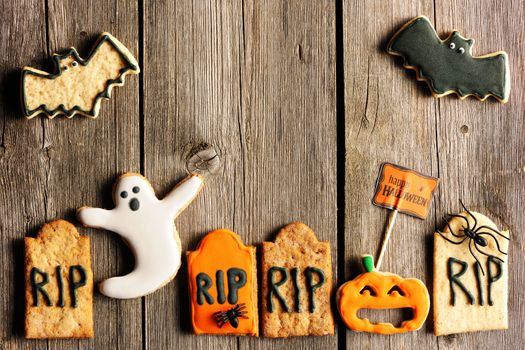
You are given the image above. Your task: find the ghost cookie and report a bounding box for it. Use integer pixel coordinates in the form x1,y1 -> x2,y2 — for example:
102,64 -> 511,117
387,16 -> 510,103
261,222 -> 334,337
25,220 -> 93,338
21,32 -> 139,119
187,229 -> 258,336
434,202 -> 510,335
77,172 -> 204,299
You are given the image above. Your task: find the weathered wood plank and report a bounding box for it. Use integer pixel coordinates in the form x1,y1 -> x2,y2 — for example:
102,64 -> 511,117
239,0 -> 338,349
433,1 -> 525,349
143,0 -> 337,348
343,0 -> 439,348
0,0 -> 49,349
42,0 -> 142,349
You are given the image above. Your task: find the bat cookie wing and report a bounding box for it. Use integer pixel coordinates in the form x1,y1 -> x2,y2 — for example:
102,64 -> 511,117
387,16 -> 510,103
21,32 -> 139,119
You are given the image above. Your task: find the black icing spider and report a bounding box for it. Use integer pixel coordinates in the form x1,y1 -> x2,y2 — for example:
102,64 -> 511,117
212,303 -> 248,328
438,201 -> 509,275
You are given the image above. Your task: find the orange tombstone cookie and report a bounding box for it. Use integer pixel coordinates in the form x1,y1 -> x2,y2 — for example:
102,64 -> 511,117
186,229 -> 258,336
337,255 -> 429,335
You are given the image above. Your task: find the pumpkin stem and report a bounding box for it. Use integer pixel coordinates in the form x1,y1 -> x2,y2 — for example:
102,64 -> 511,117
362,255 -> 375,272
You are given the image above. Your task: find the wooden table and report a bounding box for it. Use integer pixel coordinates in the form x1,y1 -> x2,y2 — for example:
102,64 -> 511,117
1,0 -> 523,349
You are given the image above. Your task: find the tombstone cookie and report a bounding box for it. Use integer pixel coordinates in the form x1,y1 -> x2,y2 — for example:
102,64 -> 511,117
387,16 -> 510,103
25,220 -> 93,338
186,229 -> 258,336
261,222 -> 334,337
21,32 -> 139,119
77,172 -> 204,299
337,255 -> 430,335
434,203 -> 510,335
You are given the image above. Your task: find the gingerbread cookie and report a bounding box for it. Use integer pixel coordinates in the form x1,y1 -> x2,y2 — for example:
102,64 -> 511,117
337,255 -> 430,335
186,229 -> 258,336
434,203 -> 510,335
25,220 -> 93,338
387,16 -> 510,103
77,172 -> 204,299
261,222 -> 334,337
21,32 -> 139,119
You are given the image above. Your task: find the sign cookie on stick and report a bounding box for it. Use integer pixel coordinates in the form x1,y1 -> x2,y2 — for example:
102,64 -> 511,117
25,220 -> 93,339
434,202 -> 510,335
261,222 -> 334,337
187,229 -> 258,336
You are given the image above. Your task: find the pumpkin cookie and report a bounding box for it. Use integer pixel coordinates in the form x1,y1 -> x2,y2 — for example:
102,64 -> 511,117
261,222 -> 334,337
337,255 -> 429,335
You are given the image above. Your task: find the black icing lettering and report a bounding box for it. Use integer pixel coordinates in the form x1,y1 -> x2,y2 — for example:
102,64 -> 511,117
56,266 -> 65,307
69,265 -> 87,308
30,267 -> 52,307
196,273 -> 214,305
227,268 -> 246,304
304,267 -> 325,313
447,257 -> 474,305
290,267 -> 301,312
216,270 -> 226,304
267,267 -> 289,313
487,256 -> 503,306
474,261 -> 484,306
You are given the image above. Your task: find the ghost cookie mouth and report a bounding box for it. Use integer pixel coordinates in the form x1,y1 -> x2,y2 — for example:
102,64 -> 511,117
129,198 -> 140,211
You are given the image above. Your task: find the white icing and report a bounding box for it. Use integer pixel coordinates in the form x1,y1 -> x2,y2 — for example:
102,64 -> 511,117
77,173 -> 204,299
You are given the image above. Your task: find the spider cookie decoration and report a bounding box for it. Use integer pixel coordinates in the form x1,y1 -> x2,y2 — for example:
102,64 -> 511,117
213,304 -> 248,329
433,202 -> 510,335
436,201 -> 509,275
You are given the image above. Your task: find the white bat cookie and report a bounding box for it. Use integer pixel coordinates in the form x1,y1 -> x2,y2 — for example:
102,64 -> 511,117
77,173 -> 204,299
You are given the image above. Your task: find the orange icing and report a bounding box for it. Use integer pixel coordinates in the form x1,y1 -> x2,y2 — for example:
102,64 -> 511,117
187,229 -> 258,335
338,270 -> 429,334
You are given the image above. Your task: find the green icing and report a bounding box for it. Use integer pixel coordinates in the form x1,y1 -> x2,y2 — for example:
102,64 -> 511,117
69,265 -> 87,308
487,256 -> 503,306
21,34 -> 139,118
30,267 -> 52,307
388,16 -> 508,101
447,257 -> 474,305
362,255 -> 375,272
304,267 -> 325,313
267,267 -> 289,313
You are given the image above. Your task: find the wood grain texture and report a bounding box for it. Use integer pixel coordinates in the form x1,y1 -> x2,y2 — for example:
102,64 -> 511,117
1,0 -> 524,349
142,0 -> 337,348
343,0 -> 524,349
0,0 -> 48,349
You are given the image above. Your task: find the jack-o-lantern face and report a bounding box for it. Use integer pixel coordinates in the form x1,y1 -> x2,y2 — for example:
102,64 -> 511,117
337,255 -> 430,334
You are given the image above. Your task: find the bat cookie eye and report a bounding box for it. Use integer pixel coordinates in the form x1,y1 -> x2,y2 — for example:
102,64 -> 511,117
458,47 -> 465,54
71,61 -> 78,67
449,42 -> 456,49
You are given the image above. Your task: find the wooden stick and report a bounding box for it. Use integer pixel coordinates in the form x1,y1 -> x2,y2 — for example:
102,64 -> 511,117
376,209 -> 398,270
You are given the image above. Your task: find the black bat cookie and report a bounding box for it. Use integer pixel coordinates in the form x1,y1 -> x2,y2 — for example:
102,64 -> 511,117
387,16 -> 510,103
21,32 -> 139,119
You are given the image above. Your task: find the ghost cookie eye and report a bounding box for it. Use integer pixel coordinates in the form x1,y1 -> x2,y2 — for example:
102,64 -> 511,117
120,191 -> 128,198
